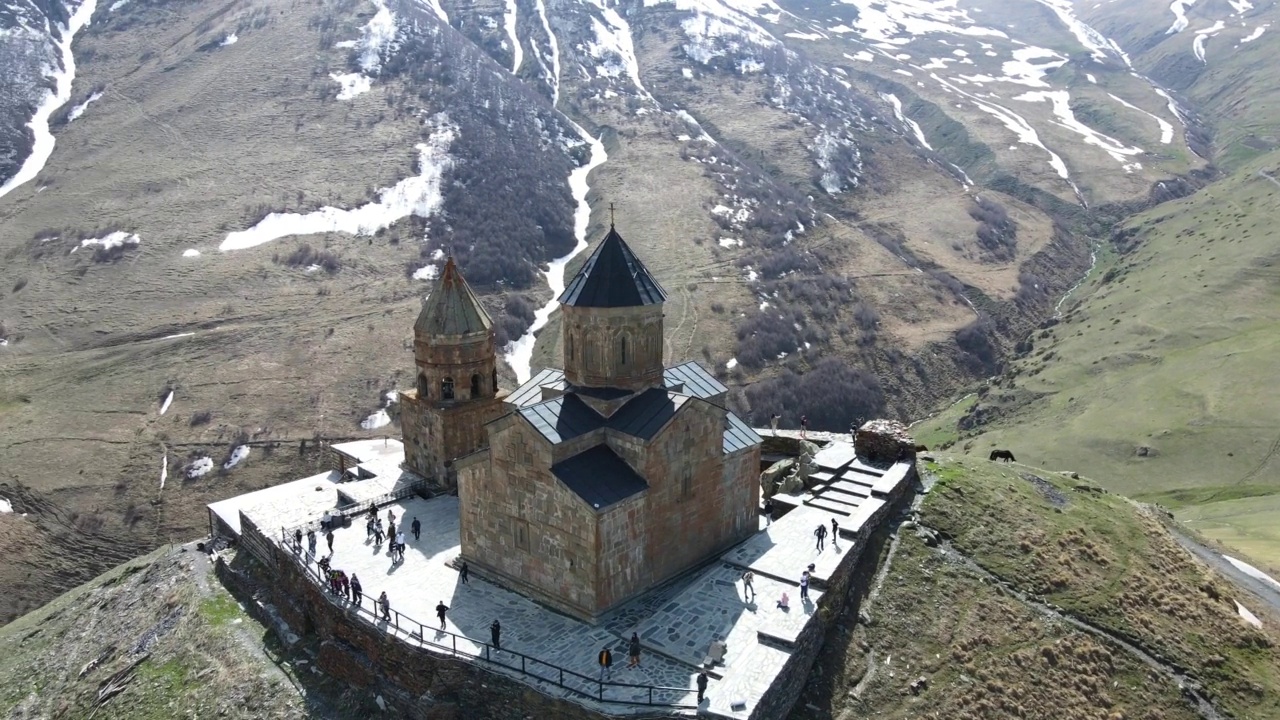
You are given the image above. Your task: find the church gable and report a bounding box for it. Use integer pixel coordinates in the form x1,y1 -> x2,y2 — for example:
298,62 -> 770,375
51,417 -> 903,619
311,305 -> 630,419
550,445 -> 648,511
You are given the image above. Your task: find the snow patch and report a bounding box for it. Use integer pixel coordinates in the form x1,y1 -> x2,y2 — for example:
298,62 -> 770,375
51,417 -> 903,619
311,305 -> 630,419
1239,24 -> 1267,43
159,454 -> 168,490
187,457 -> 214,479
504,0 -> 522,73
1228,0 -> 1252,14
1108,93 -> 1173,143
584,0 -> 654,100
221,117 -> 455,251
1086,73 -> 1097,83
882,92 -> 933,149
73,231 -> 140,253
504,125 -> 608,384
846,50 -> 874,62
1013,90 -> 1144,164
0,497 -> 11,513
785,31 -> 823,40
331,72 -> 372,99
361,409 -> 391,429
1224,555 -> 1280,592
1166,0 -> 1197,34
829,0 -> 1008,46
0,0 -> 100,200
1031,0 -> 1121,62
224,445 -> 250,470
726,357 -> 738,369
220,32 -> 238,46
1193,20 -> 1225,62
718,237 -> 743,247
1000,46 -> 1067,87
533,0 -> 562,104
66,90 -> 103,123
413,264 -> 439,280
159,390 -> 174,416
183,248 -> 201,257
1236,601 -> 1262,628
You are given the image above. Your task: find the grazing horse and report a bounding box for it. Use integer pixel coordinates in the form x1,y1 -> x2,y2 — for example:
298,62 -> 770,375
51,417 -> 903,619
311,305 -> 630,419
989,449 -> 1016,462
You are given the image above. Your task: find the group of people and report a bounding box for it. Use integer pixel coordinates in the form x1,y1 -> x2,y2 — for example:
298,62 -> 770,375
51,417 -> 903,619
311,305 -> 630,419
365,508 -> 420,564
315,554 -> 364,606
767,413 -> 810,438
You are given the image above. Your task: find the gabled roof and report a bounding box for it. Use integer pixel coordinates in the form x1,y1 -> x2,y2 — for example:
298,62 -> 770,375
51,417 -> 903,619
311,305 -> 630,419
507,368 -> 566,408
664,361 -> 727,400
415,257 -> 492,337
608,388 -> 689,440
723,413 -> 762,455
558,227 -> 667,308
552,445 -> 648,510
516,394 -> 601,444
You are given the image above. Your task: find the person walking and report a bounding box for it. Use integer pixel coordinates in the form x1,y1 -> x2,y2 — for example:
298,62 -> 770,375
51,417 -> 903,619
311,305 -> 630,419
490,619 -> 502,650
436,601 -> 449,629
800,570 -> 810,600
814,522 -> 827,551
365,516 -> 375,540
350,574 -> 363,606
293,528 -> 302,550
769,413 -> 780,435
459,561 -> 470,585
411,517 -> 421,541
373,518 -> 384,545
307,529 -> 317,556
378,592 -> 390,622
598,646 -> 613,681
387,520 -> 396,544
831,518 -> 840,543
763,498 -> 774,526
338,571 -> 350,600
395,532 -> 406,561
741,570 -> 756,601
696,671 -> 709,703
628,633 -> 642,668
800,414 -> 809,439
325,529 -> 335,554
387,509 -> 396,527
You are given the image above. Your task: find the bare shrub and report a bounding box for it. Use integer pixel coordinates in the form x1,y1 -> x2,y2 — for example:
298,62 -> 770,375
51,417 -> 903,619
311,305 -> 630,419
275,243 -> 342,273
969,196 -> 1017,262
744,358 -> 885,431
189,410 -> 213,427
12,278 -> 28,293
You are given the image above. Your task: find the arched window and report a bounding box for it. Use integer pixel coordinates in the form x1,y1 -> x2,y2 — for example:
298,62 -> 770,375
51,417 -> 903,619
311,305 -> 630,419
620,335 -> 628,365
417,374 -> 429,397
471,373 -> 482,398
441,377 -> 454,400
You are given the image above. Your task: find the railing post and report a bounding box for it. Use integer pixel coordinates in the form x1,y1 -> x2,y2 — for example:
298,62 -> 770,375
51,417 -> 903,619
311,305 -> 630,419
521,655 -> 525,674
649,686 -> 653,705
559,668 -> 564,687
452,633 -> 457,656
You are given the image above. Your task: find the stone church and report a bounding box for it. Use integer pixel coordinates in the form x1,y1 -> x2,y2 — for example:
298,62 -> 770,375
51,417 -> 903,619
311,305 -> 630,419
446,225 -> 764,623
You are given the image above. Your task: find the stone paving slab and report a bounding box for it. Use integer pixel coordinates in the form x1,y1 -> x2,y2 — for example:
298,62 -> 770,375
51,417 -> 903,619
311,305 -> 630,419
720,505 -> 849,585
813,441 -> 857,471
827,480 -> 873,498
871,462 -> 912,497
804,498 -> 857,517
299,495 -> 704,711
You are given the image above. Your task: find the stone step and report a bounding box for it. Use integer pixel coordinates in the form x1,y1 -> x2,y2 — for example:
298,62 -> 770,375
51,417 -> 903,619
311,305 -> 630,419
812,492 -> 863,509
809,471 -> 835,484
826,480 -> 873,499
802,497 -> 856,517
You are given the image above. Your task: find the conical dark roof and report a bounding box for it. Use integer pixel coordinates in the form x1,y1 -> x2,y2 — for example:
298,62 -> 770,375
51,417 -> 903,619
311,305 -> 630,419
415,257 -> 492,336
558,227 -> 666,308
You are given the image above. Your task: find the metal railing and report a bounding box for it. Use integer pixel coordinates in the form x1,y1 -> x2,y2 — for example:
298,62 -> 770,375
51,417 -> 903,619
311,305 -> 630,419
276,532 -> 699,709
281,478 -> 435,540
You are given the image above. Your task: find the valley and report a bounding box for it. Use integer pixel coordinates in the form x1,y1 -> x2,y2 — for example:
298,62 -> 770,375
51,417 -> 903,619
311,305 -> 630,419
0,0 -> 1278,632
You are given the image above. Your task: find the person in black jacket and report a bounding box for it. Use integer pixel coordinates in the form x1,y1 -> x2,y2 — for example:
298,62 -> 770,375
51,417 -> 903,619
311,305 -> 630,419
598,646 -> 613,681
490,619 -> 501,650
696,671 -> 709,703
628,633 -> 641,667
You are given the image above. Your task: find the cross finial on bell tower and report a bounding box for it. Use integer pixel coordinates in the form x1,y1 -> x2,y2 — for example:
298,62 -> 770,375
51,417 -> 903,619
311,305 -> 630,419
609,202 -> 616,228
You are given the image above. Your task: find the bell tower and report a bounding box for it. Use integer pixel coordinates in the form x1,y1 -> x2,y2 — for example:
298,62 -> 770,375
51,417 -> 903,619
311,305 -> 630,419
400,257 -> 505,485
558,222 -> 667,395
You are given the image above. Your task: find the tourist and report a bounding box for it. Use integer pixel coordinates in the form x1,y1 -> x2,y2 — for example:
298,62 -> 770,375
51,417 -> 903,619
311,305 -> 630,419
395,532 -> 406,561
769,412 -> 780,435
388,520 -> 396,544
831,518 -> 840,544
814,522 -> 827,551
365,516 -> 375,540
338,570 -> 350,600
459,561 -> 470,585
598,646 -> 613,681
307,530 -> 317,556
411,516 -> 421,541
490,619 -> 502,650
800,414 -> 808,439
696,670 -> 709,703
326,529 -> 335,554
800,570 -> 810,600
628,633 -> 641,668
373,518 -> 385,545
293,528 -> 302,550
776,592 -> 790,610
741,570 -> 755,601
763,498 -> 774,526
387,509 -> 396,527
351,573 -> 363,606
436,601 -> 449,629
379,592 -> 390,622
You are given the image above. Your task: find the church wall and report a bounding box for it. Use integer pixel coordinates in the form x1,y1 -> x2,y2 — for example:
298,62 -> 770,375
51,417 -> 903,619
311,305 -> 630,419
460,419 -> 600,619
561,304 -> 664,390
595,494 -> 648,609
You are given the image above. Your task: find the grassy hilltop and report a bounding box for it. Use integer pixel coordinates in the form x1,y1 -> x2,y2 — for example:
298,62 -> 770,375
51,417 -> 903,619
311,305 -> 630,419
2,457 -> 1276,719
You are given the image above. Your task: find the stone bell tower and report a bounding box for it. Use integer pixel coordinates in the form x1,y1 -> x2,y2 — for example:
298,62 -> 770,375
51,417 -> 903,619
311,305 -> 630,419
558,223 -> 667,396
400,257 -> 506,485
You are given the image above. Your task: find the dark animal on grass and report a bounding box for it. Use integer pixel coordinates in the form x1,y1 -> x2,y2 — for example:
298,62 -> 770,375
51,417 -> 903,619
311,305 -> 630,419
989,449 -> 1016,462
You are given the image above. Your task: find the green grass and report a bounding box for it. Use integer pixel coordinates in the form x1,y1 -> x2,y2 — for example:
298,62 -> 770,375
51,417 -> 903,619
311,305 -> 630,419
916,147 -> 1280,568
920,458 -> 1280,720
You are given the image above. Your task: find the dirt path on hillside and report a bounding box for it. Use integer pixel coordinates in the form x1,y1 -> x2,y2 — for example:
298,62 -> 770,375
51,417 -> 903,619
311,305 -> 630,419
1165,528 -> 1280,618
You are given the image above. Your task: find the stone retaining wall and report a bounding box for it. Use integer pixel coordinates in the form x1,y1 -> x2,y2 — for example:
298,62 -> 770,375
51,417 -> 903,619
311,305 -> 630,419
745,460 -> 918,720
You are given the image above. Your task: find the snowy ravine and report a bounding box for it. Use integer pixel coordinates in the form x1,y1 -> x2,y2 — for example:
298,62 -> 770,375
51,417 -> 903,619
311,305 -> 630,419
220,117 -> 455,251
881,92 -> 933,150
503,125 -> 608,384
504,0 -> 522,73
0,0 -> 100,200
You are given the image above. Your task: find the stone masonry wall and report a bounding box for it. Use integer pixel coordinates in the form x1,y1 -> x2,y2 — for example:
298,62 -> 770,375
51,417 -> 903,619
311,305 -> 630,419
747,460 -> 919,720
562,304 -> 665,391
244,538 -> 680,720
460,417 -> 601,619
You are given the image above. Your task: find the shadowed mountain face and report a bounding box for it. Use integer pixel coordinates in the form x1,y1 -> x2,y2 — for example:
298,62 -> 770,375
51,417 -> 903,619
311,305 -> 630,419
0,0 -> 1277,619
